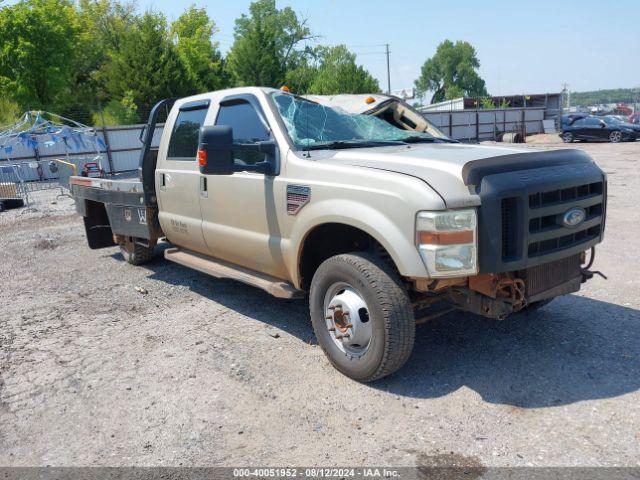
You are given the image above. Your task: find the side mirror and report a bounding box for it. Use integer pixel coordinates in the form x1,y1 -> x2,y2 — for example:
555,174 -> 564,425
198,125 -> 278,176
198,125 -> 234,175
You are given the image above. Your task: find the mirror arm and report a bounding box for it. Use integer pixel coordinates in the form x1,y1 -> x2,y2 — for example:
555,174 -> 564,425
232,143 -> 258,152
235,161 -> 272,175
232,141 -> 276,154
230,141 -> 277,175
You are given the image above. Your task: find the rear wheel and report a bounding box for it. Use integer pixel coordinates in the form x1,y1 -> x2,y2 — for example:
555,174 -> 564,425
562,132 -> 574,143
309,252 -> 415,382
609,130 -> 622,143
118,236 -> 155,265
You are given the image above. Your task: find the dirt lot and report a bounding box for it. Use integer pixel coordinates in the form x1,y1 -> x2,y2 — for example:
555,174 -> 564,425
1,141 -> 639,468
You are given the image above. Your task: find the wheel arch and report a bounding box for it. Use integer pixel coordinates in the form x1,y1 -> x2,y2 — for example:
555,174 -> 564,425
289,200 -> 427,290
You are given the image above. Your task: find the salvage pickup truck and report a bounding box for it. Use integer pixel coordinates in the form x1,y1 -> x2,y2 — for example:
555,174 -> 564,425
70,87 -> 607,382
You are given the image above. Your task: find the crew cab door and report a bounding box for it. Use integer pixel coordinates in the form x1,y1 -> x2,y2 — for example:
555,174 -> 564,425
156,100 -> 210,255
199,94 -> 287,279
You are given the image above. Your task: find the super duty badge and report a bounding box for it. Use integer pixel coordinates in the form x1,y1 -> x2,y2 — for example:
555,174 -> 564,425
286,184 -> 310,215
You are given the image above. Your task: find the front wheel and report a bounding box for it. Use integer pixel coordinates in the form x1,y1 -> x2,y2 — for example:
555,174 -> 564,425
309,252 -> 415,382
609,130 -> 622,143
562,132 -> 574,143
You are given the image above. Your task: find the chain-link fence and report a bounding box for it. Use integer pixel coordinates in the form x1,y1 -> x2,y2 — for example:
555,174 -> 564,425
0,164 -> 23,201
0,157 -> 100,205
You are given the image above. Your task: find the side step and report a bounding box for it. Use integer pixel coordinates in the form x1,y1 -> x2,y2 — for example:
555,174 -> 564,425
164,247 -> 304,299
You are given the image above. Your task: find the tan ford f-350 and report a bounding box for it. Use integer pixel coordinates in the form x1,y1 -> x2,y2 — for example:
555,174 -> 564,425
70,87 -> 607,381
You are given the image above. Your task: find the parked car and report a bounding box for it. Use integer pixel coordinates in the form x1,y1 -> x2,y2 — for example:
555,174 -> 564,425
601,115 -> 640,135
561,115 -> 637,143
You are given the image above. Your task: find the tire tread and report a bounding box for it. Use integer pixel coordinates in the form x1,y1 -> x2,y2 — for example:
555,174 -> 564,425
310,252 -> 415,382
120,239 -> 154,265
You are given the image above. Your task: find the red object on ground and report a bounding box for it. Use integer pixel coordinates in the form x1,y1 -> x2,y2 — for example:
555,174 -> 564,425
81,162 -> 104,178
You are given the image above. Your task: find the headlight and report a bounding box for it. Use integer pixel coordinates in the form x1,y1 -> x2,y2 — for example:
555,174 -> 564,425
416,209 -> 478,277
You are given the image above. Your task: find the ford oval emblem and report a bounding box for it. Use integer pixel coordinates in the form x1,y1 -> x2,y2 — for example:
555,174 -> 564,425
562,207 -> 586,228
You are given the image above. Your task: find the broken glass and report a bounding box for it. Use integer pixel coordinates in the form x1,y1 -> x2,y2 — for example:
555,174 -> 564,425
272,92 -> 434,150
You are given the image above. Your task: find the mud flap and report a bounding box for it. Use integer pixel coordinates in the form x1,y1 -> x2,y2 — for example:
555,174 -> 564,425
83,215 -> 116,249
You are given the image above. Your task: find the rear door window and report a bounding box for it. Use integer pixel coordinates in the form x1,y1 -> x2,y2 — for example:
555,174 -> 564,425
167,105 -> 209,159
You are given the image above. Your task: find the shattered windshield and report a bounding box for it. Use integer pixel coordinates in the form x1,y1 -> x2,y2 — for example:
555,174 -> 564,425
272,92 -> 435,150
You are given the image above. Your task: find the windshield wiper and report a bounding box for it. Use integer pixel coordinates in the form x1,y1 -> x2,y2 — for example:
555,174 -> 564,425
306,140 -> 404,151
401,135 -> 459,144
398,136 -> 436,143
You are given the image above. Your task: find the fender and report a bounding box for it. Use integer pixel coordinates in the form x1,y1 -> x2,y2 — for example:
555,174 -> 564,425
285,198 -> 429,288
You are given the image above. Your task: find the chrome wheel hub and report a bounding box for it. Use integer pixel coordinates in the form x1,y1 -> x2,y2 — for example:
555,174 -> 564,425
323,282 -> 372,357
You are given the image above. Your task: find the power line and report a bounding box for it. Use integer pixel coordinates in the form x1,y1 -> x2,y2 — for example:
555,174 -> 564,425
345,43 -> 392,93
344,43 -> 388,48
385,43 -> 391,94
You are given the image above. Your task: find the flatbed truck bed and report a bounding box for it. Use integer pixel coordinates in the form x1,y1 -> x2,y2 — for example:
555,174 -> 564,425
69,99 -> 173,253
70,172 -> 162,252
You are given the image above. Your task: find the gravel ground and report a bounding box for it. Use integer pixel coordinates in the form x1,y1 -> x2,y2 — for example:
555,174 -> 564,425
1,141 -> 639,468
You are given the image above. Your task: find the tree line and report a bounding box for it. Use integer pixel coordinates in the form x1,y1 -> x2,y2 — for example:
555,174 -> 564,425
0,0 -> 491,126
569,88 -> 640,107
0,0 -> 382,125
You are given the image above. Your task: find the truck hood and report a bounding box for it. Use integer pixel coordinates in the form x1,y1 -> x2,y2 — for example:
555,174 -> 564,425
319,142 -> 535,208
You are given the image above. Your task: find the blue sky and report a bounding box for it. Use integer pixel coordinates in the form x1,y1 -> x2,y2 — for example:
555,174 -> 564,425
140,0 -> 639,97
10,0 -> 640,97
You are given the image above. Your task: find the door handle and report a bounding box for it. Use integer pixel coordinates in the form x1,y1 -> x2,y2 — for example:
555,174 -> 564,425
200,176 -> 208,198
159,173 -> 166,191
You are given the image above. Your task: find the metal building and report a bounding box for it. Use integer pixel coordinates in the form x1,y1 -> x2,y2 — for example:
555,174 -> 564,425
420,93 -> 562,120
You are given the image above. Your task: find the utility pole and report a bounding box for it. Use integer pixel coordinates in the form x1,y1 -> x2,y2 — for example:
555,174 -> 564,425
562,83 -> 571,110
385,44 -> 391,94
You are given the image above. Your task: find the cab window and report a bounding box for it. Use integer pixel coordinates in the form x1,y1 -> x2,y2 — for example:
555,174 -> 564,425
216,100 -> 270,166
167,106 -> 209,159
